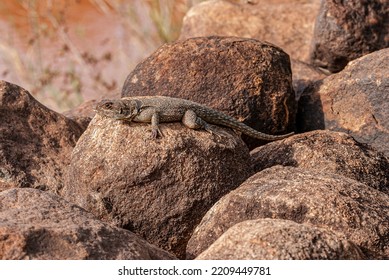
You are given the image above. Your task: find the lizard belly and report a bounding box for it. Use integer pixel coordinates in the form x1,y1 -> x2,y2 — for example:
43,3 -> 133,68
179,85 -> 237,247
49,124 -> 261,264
158,109 -> 186,122
132,107 -> 185,123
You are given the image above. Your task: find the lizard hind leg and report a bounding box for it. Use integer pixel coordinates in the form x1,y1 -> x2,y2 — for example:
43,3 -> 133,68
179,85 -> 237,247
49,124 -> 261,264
182,109 -> 222,135
182,109 -> 207,130
182,110 -> 237,146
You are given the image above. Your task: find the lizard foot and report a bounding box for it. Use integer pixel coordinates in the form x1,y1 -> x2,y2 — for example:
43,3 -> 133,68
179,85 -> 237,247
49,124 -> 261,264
204,123 -> 238,148
151,126 -> 163,139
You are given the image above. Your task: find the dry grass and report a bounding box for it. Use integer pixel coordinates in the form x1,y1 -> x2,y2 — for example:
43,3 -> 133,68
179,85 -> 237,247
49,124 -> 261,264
0,0 -> 204,111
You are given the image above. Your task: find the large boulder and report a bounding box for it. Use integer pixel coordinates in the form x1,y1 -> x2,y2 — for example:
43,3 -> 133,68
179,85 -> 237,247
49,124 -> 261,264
310,0 -> 389,72
180,0 -> 321,62
62,113 -> 253,258
0,188 -> 176,260
187,166 -> 389,259
121,36 -> 296,149
297,49 -> 389,157
196,218 -> 364,260
0,81 -> 83,193
62,99 -> 100,131
250,130 -> 389,195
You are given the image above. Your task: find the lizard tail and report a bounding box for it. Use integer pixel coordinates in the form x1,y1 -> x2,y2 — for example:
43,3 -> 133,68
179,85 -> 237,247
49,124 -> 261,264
203,110 -> 294,141
223,119 -> 294,141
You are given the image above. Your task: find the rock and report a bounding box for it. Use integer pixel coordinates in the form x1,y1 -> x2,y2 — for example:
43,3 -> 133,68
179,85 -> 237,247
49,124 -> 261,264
0,188 -> 176,260
250,130 -> 389,195
180,0 -> 321,62
186,166 -> 389,259
196,218 -> 364,260
62,99 -> 99,131
121,36 -> 296,149
291,59 -> 327,100
0,81 -> 83,193
311,0 -> 389,72
63,90 -> 120,131
62,113 -> 253,259
297,49 -> 389,157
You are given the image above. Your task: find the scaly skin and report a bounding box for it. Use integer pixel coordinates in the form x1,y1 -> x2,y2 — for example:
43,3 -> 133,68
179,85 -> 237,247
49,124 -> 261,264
95,96 -> 294,141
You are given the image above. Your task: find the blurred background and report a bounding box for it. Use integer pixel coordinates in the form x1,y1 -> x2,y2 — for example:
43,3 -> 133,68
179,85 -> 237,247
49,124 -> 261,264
0,0 -> 203,112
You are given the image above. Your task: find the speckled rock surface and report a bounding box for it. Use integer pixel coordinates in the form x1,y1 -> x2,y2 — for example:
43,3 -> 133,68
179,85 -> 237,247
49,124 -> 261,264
250,130 -> 389,194
310,0 -> 389,72
62,113 -> 252,258
196,218 -> 364,260
298,49 -> 389,157
0,188 -> 176,260
187,166 -> 389,259
0,81 -> 83,193
180,0 -> 321,62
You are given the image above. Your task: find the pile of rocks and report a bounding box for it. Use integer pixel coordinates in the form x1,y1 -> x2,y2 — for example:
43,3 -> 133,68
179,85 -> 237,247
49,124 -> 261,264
0,0 -> 388,259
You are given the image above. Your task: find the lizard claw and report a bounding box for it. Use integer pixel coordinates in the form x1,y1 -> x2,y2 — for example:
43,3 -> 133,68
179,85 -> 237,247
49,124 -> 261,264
204,123 -> 227,138
151,127 -> 163,139
204,123 -> 238,147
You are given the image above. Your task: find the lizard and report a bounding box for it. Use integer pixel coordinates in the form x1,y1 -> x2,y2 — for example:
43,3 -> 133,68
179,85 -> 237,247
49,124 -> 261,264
95,96 -> 294,141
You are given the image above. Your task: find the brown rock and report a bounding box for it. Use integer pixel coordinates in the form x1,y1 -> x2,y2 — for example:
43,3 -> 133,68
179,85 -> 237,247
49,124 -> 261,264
311,0 -> 389,72
297,49 -> 389,157
180,0 -> 321,62
0,188 -> 176,260
0,81 -> 83,193
291,59 -> 327,100
121,36 -> 296,149
62,99 -> 99,131
63,90 -> 120,131
250,130 -> 389,195
186,166 -> 389,259
196,218 -> 364,260
62,114 -> 252,258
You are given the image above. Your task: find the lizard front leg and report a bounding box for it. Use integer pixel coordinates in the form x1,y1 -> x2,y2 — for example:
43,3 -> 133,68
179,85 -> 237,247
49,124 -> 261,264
132,106 -> 163,138
151,112 -> 163,138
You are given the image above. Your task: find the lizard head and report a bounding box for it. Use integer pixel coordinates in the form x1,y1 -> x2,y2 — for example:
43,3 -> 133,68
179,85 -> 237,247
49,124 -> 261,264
95,99 -> 139,121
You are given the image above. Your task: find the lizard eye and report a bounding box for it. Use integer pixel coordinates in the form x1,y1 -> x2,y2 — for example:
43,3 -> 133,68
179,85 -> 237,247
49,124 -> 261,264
102,102 -> 112,109
118,108 -> 124,115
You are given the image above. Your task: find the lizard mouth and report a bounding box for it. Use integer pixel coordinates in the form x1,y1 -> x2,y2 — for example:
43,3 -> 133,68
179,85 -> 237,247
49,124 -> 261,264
113,113 -> 135,121
113,116 -> 127,120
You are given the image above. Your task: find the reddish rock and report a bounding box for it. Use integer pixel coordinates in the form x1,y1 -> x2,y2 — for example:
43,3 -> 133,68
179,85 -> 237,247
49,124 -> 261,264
62,113 -> 252,258
196,218 -> 364,260
180,0 -> 321,62
0,188 -> 176,260
310,0 -> 389,72
121,36 -> 296,149
0,81 -> 83,193
298,49 -> 389,157
63,90 -> 120,131
186,166 -> 389,259
62,99 -> 99,131
291,59 -> 327,100
250,130 -> 389,195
